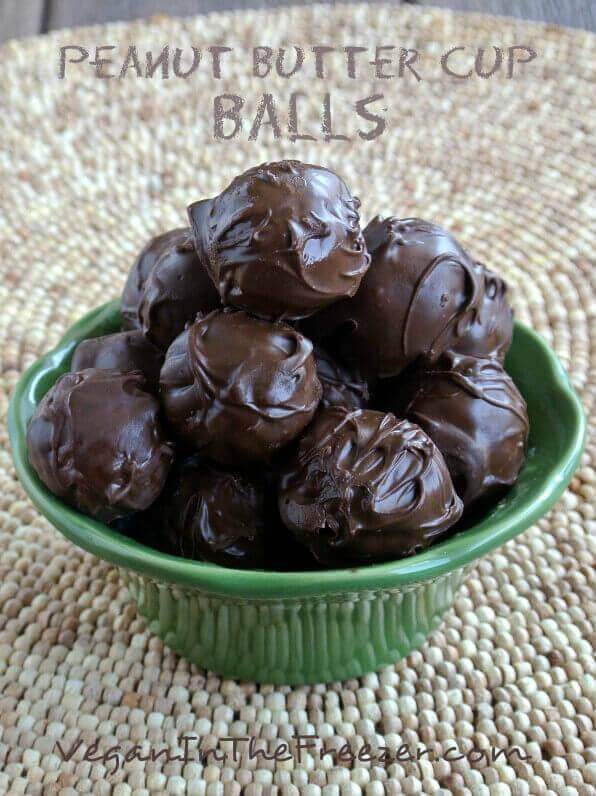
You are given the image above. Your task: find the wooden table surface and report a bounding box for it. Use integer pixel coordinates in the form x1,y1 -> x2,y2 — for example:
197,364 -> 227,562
2,0 -> 594,43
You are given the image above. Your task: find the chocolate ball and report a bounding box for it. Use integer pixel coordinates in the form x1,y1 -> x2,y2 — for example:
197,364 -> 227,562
303,217 -> 489,379
27,369 -> 173,521
155,456 -> 266,568
313,345 -> 369,411
137,229 -> 220,351
160,310 -> 322,466
394,353 -> 529,507
278,407 -> 463,565
448,263 -> 513,362
71,330 -> 164,392
188,160 -> 370,320
121,228 -> 186,330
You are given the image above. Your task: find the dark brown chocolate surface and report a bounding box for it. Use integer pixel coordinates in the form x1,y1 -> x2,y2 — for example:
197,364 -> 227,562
278,407 -> 463,565
303,217 -> 512,379
138,229 -> 221,351
71,330 -> 164,392
313,345 -> 369,412
155,455 -> 266,568
27,369 -> 173,521
121,228 -> 187,330
188,160 -> 370,320
160,310 -> 322,466
448,262 -> 513,362
394,353 -> 529,507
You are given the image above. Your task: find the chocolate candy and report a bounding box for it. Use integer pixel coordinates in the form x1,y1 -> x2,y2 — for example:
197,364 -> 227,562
160,310 -> 322,466
188,160 -> 370,320
27,369 -> 173,521
394,353 -> 529,507
278,407 -> 463,565
137,229 -> 220,351
121,228 -> 186,330
303,217 -> 503,379
155,456 -> 266,568
313,345 -> 369,411
71,330 -> 164,392
448,263 -> 513,362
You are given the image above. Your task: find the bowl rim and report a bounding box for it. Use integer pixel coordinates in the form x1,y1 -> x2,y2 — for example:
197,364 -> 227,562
8,300 -> 586,599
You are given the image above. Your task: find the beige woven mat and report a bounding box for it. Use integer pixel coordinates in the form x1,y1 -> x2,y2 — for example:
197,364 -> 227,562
0,4 -> 595,794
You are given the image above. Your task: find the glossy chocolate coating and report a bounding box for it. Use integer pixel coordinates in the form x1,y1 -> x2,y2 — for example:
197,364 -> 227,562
188,160 -> 370,320
27,369 -> 173,521
160,310 -> 322,466
137,229 -> 221,351
71,330 -> 164,392
394,353 -> 529,507
303,217 -> 491,379
121,228 -> 187,330
278,408 -> 463,565
313,345 -> 369,411
155,456 -> 266,568
447,263 -> 513,362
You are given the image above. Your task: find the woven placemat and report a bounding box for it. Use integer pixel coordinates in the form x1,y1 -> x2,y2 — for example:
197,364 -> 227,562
0,4 -> 594,794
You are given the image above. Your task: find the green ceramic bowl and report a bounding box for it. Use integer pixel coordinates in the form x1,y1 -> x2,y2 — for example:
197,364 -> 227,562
8,301 -> 585,684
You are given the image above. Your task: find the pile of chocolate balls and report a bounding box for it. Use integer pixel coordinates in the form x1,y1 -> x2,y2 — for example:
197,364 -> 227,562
27,161 -> 529,570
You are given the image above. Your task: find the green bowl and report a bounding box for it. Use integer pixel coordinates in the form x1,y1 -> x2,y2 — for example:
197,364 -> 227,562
8,301 -> 585,684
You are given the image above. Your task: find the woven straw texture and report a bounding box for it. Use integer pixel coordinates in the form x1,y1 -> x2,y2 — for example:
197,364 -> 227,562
0,5 -> 594,794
